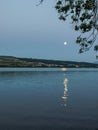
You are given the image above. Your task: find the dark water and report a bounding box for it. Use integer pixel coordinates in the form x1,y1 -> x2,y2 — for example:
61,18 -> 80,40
0,68 -> 98,130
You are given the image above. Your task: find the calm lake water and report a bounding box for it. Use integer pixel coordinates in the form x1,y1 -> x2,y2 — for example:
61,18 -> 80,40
0,68 -> 98,130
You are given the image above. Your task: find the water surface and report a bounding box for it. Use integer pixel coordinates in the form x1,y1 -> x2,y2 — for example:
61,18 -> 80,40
0,68 -> 98,130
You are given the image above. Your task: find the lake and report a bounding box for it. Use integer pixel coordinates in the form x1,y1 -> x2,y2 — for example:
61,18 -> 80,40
0,68 -> 98,130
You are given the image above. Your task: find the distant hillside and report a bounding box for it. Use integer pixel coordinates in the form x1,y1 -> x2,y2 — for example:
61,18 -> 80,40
0,56 -> 98,68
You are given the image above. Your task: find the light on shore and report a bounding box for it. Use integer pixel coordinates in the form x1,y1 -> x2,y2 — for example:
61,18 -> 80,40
61,68 -> 67,71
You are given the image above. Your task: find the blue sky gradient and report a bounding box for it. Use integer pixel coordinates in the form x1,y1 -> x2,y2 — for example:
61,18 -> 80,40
0,0 -> 97,62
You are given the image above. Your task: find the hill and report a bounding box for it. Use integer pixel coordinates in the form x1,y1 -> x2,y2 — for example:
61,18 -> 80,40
0,56 -> 98,68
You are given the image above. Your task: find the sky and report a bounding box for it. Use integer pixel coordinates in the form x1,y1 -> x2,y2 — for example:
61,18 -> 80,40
0,0 -> 98,62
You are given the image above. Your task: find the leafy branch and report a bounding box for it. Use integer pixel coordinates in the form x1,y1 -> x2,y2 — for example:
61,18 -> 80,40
38,0 -> 98,53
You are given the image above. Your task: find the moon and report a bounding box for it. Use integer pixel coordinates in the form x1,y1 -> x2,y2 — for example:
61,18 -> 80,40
64,41 -> 67,45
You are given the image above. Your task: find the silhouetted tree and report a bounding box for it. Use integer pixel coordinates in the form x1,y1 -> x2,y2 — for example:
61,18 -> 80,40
39,0 -> 98,53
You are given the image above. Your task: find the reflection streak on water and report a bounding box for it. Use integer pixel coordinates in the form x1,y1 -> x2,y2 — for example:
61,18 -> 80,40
62,78 -> 68,107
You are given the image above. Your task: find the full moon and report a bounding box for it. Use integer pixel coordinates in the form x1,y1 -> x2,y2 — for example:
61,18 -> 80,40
64,41 -> 67,45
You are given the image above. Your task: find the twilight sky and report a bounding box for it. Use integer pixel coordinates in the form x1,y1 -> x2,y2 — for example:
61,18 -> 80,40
0,0 -> 97,62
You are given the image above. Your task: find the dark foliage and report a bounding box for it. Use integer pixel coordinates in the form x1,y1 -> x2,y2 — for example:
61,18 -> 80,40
40,0 -> 98,53
55,0 -> 98,53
